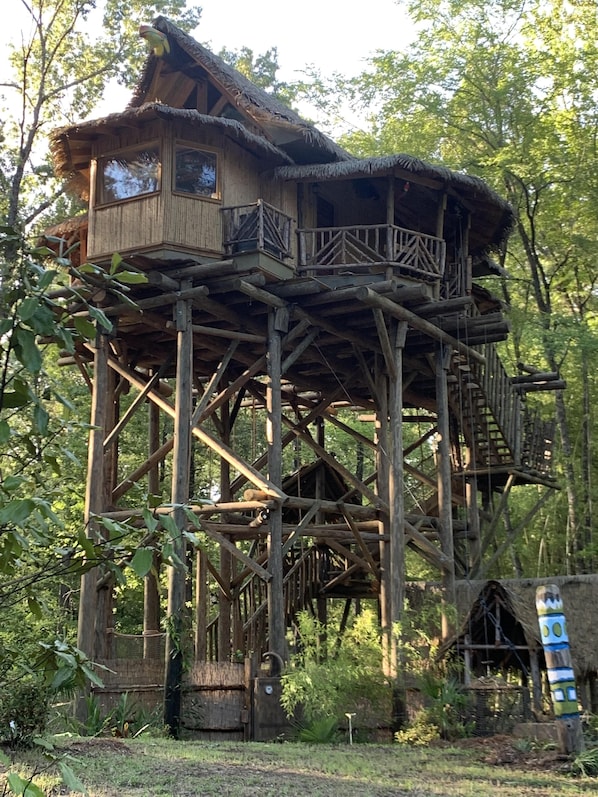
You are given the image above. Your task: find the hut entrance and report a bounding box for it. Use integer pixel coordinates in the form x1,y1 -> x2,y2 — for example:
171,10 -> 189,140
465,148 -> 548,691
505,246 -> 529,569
443,580 -> 543,735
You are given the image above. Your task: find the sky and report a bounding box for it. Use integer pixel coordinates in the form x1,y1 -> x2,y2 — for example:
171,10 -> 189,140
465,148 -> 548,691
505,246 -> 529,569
1,0 -> 415,129
194,0 -> 413,82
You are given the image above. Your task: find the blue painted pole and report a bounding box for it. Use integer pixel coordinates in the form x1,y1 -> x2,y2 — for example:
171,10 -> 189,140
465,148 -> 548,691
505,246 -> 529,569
535,584 -> 584,753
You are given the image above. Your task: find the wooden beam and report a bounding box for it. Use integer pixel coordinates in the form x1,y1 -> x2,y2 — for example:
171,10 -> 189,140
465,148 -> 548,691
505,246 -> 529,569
356,287 -> 486,364
200,520 -> 272,582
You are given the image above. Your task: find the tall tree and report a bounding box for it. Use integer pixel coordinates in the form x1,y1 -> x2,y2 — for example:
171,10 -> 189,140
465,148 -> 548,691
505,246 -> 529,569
338,0 -> 598,574
1,0 -> 202,231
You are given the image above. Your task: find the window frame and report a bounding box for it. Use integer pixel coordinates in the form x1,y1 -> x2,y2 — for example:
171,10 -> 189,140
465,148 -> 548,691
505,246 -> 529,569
95,142 -> 162,207
172,141 -> 220,202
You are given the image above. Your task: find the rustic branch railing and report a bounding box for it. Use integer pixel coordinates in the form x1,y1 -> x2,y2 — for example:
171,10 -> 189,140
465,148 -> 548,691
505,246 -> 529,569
222,199 -> 293,260
454,344 -> 554,475
297,224 -> 445,282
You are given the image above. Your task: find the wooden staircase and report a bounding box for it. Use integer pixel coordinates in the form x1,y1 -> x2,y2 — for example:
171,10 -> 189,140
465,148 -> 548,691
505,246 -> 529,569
449,343 -> 520,469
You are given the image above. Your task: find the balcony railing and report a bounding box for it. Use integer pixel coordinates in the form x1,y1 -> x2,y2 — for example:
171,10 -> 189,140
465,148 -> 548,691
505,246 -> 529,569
222,199 -> 293,260
297,224 -> 445,282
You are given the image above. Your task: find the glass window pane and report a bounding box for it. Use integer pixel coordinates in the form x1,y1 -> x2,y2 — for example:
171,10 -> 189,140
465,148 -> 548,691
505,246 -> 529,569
175,147 -> 217,197
99,147 -> 160,203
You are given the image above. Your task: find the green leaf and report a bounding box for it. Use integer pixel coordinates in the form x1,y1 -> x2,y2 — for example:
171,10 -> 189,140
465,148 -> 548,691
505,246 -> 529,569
38,268 -> 58,290
0,419 -> 11,443
1,391 -> 30,408
143,507 -> 160,532
130,546 -> 154,578
88,305 -> 113,332
74,317 -> 98,340
14,327 -> 42,372
58,761 -> 87,794
18,297 -> 40,321
0,499 -> 36,525
33,403 -> 49,435
27,596 -> 43,619
112,270 -> 148,284
110,252 -> 123,274
1,474 -> 24,491
7,773 -> 45,797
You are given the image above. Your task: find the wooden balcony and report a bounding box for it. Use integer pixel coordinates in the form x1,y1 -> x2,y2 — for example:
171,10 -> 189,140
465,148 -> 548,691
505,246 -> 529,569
297,224 -> 446,285
222,199 -> 293,261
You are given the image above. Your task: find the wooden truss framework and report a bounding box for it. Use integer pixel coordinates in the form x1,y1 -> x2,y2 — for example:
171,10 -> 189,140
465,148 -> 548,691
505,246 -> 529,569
70,260 -> 559,730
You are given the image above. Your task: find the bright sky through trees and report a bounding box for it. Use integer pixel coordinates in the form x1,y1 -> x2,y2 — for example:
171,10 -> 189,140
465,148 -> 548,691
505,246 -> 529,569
1,0 -> 414,114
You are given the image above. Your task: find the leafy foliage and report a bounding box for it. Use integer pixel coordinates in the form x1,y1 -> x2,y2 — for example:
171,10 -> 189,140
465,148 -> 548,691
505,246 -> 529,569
281,608 -> 390,726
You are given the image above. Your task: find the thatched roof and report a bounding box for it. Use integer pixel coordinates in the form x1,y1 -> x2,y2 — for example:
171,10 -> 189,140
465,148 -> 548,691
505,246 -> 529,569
272,156 -> 515,254
130,16 -> 353,166
450,577 -> 598,678
50,104 -> 293,200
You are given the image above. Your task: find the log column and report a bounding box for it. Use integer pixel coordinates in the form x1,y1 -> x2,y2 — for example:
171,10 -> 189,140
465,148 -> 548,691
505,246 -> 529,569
77,331 -> 109,718
388,323 -> 408,728
266,308 -> 286,671
164,292 -> 193,737
436,341 -> 455,640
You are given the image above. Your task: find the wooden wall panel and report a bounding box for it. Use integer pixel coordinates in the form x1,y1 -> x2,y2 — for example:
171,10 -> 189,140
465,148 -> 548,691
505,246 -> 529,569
88,195 -> 165,261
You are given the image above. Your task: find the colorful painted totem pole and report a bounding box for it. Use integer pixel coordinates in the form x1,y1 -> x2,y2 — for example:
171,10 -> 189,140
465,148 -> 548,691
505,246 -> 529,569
535,584 -> 584,753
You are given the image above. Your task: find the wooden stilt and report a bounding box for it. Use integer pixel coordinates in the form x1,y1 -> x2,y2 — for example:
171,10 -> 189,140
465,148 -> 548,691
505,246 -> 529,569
266,308 -> 285,672
77,332 -> 109,720
436,342 -> 455,640
144,397 -> 161,660
164,293 -> 193,738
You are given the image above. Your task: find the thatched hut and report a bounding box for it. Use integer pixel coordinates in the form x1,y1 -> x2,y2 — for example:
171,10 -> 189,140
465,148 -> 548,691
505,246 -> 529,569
436,576 -> 598,718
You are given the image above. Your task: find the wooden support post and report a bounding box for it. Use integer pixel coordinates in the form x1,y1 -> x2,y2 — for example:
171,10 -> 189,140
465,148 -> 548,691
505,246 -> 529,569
195,547 -> 208,662
218,400 -> 232,662
164,293 -> 193,738
529,648 -> 543,715
375,362 -> 392,678
388,323 -> 407,672
436,342 -> 455,640
76,332 -> 109,719
78,338 -> 109,653
95,364 -> 118,660
389,322 -> 408,728
266,308 -> 286,672
536,584 -> 584,754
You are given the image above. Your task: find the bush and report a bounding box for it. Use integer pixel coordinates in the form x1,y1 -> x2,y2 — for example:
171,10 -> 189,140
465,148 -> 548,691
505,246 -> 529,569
395,713 -> 440,746
0,679 -> 49,746
281,609 -> 390,728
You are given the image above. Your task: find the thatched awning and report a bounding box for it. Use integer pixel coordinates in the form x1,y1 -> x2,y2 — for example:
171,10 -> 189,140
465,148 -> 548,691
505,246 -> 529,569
272,156 -> 515,253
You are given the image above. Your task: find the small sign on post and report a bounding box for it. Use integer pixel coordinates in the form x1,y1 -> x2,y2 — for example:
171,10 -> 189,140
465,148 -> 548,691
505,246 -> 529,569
535,584 -> 584,754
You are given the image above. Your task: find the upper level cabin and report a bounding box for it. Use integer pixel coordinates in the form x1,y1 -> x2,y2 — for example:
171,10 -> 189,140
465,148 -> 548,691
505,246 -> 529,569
49,17 -> 558,490
50,17 -> 511,294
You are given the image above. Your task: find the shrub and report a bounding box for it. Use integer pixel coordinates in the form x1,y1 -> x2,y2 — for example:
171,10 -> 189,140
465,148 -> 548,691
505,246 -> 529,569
281,608 -> 390,728
395,713 -> 440,746
296,716 -> 340,743
0,679 -> 49,746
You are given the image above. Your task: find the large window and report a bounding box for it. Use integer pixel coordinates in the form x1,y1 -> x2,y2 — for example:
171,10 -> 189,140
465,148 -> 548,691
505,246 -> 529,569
174,145 -> 218,199
97,145 -> 160,204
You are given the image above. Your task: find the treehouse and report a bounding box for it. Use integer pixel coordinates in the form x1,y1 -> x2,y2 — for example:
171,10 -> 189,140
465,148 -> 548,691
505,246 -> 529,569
48,17 -> 563,738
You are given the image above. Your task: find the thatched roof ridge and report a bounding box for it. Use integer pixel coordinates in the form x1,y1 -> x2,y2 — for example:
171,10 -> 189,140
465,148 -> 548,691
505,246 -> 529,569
131,17 -> 352,165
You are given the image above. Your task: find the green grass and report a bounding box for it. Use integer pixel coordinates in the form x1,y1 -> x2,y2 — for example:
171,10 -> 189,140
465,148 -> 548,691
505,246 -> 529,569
2,736 -> 598,796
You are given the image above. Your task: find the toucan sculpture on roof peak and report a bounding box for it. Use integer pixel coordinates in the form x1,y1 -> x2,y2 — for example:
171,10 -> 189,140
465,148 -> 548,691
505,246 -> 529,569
139,24 -> 170,57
